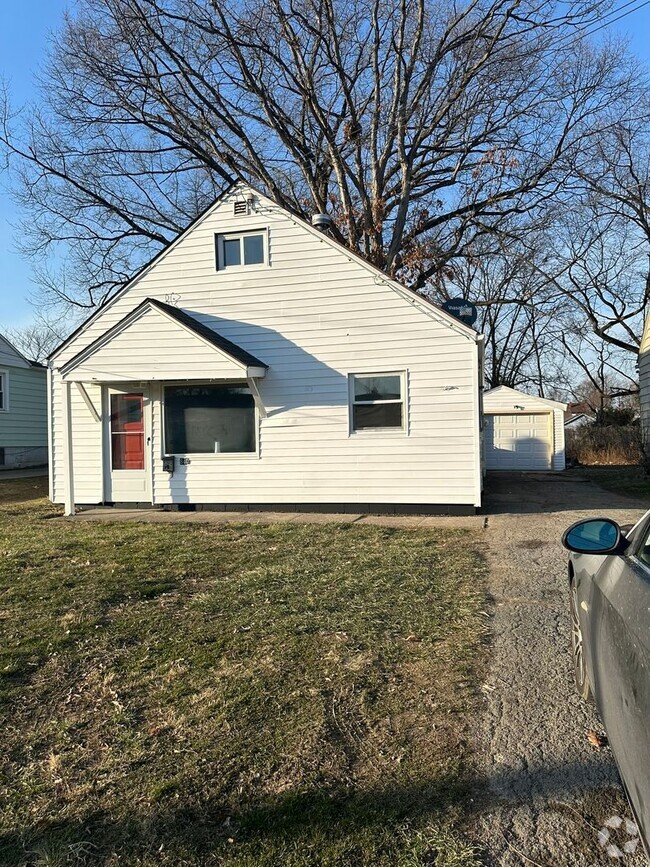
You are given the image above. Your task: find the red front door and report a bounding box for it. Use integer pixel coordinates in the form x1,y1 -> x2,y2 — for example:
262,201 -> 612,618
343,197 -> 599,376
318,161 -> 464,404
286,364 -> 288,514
110,393 -> 145,470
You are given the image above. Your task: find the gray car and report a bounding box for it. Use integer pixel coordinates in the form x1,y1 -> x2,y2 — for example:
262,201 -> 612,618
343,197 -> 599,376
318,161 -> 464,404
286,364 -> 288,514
562,513 -> 650,852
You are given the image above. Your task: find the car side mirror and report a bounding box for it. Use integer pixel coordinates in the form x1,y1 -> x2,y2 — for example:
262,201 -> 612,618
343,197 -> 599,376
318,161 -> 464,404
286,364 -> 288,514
562,518 -> 629,555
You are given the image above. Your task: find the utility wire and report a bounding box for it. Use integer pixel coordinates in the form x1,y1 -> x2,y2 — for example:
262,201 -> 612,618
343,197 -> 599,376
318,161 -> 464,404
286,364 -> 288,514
492,0 -> 650,59
573,0 -> 650,40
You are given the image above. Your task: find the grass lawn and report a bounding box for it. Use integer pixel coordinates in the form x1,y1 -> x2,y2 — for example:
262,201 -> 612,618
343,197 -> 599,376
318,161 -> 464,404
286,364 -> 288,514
0,479 -> 488,867
574,466 -> 650,502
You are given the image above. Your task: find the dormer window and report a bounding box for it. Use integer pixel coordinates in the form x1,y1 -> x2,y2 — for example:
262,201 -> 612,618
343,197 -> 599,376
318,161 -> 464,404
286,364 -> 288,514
216,231 -> 266,270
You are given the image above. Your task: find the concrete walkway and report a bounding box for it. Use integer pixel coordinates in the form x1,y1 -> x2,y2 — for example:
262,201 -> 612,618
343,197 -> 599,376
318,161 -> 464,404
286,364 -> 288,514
73,505 -> 483,531
0,466 -> 48,480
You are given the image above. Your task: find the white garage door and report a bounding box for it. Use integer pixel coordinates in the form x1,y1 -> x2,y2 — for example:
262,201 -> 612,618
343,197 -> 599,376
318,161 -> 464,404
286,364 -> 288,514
484,413 -> 552,470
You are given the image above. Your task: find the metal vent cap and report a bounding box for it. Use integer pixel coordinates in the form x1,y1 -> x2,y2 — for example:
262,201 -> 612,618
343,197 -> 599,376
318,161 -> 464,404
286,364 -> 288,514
311,213 -> 333,230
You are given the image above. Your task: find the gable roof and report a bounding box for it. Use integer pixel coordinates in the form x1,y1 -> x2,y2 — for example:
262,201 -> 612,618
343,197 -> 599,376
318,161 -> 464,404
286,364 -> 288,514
484,385 -> 567,411
60,297 -> 267,381
0,333 -> 37,368
145,299 -> 267,369
564,412 -> 595,426
50,183 -> 481,363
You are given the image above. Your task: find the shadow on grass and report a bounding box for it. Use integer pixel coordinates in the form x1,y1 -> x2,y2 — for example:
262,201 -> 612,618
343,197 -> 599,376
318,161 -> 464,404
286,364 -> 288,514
0,754 -> 624,865
1,780 -> 464,864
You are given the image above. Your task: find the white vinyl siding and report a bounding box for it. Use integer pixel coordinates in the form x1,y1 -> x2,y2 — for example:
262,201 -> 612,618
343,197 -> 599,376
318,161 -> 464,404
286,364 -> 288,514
50,381 -> 103,504
63,305 -> 251,382
50,186 -> 481,507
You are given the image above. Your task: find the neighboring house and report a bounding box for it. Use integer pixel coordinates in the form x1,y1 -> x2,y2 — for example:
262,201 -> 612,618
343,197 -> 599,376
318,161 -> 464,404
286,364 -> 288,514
564,400 -> 596,429
483,386 -> 567,471
564,412 -> 596,428
0,333 -> 48,469
48,183 -> 485,516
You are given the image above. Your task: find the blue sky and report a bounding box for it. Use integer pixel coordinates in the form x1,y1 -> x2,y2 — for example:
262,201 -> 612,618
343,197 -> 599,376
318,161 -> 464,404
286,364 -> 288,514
1,2 -> 650,330
0,0 -> 68,328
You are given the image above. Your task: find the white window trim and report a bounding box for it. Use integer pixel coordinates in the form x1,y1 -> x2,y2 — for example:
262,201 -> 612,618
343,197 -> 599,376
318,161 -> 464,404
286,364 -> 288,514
348,371 -> 408,436
215,228 -> 269,272
0,369 -> 8,412
161,381 -> 260,459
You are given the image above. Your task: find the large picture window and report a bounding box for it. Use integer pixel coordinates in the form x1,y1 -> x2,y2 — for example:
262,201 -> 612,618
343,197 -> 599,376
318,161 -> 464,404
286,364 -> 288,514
350,373 -> 405,432
164,384 -> 256,454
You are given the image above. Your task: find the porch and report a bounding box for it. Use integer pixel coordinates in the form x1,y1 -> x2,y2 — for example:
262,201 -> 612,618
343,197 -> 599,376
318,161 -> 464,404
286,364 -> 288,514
56,297 -> 268,515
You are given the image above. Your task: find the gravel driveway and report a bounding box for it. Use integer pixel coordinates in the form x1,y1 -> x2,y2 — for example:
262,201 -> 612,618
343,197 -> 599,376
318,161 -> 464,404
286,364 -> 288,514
473,472 -> 648,865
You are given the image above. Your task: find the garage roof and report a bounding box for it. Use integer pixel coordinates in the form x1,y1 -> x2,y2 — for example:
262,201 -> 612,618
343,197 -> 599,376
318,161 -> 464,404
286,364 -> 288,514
484,386 -> 567,412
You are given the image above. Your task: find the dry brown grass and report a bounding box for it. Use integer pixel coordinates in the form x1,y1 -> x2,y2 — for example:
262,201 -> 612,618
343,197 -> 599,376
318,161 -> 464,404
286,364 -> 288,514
565,425 -> 643,466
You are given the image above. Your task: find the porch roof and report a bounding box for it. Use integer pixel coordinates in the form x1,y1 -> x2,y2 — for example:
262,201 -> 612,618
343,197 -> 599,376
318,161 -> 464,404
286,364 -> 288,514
59,298 -> 268,383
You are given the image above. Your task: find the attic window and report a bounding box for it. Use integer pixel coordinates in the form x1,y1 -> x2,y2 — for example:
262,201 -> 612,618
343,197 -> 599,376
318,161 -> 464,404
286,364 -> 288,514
216,231 -> 266,269
233,200 -> 249,217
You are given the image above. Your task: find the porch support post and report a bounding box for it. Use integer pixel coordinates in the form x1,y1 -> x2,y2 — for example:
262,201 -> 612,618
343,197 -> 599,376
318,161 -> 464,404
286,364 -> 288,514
75,382 -> 101,422
62,380 -> 75,517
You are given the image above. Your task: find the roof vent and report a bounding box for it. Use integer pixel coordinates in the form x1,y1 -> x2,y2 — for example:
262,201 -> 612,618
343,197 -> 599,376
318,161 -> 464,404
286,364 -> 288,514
311,213 -> 333,231
233,200 -> 249,217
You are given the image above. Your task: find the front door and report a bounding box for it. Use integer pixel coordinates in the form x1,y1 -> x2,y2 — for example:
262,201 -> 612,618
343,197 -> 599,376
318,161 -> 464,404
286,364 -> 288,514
104,387 -> 151,502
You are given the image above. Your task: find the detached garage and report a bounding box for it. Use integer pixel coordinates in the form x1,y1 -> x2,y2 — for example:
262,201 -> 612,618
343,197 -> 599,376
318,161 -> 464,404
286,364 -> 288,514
483,386 -> 567,472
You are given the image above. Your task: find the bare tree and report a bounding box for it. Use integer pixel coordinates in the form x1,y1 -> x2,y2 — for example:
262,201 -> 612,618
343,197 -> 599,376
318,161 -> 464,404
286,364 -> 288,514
517,99 -> 650,362
0,0 -> 633,311
451,243 -> 571,392
561,329 -> 638,402
462,189 -> 648,400
5,315 -> 73,363
546,203 -> 648,355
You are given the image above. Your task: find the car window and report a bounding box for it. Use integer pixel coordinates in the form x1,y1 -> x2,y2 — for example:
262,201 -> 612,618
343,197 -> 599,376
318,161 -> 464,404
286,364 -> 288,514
635,520 -> 650,568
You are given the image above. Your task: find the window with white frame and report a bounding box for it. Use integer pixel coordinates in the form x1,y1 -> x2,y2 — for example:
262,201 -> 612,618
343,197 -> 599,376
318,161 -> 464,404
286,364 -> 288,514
0,370 -> 7,411
215,230 -> 266,270
349,373 -> 405,432
164,384 -> 257,454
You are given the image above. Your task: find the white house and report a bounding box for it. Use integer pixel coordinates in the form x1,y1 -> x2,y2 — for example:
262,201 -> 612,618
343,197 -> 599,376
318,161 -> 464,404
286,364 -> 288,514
483,386 -> 567,471
0,333 -> 48,469
48,184 -> 484,516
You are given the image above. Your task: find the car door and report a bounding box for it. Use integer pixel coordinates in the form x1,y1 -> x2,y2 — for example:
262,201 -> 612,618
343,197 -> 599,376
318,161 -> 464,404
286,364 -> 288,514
588,519 -> 650,843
